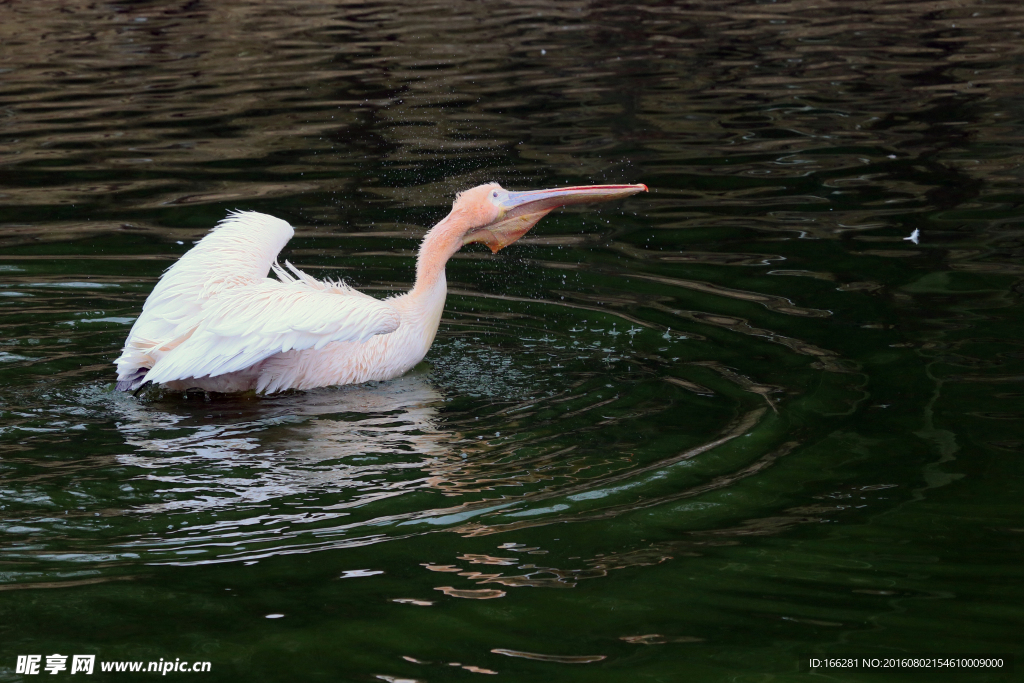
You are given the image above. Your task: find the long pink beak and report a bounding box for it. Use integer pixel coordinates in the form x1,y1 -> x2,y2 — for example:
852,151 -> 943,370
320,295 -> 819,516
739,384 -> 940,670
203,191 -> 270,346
467,183 -> 648,253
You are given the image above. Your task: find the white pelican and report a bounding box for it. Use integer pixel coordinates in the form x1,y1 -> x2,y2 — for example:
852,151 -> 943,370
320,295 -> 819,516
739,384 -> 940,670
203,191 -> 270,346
115,182 -> 647,394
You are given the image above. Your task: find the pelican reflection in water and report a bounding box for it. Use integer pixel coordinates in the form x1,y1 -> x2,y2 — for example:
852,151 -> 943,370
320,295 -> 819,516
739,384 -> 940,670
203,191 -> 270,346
113,368 -> 548,515
114,373 -> 459,517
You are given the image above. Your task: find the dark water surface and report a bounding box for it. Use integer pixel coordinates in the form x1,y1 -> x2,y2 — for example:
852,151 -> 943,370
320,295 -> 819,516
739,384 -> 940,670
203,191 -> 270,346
2,0 -> 1023,680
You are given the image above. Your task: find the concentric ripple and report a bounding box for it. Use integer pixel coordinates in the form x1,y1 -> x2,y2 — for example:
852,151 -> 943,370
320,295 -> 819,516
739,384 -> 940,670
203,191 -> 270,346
0,255 -> 857,577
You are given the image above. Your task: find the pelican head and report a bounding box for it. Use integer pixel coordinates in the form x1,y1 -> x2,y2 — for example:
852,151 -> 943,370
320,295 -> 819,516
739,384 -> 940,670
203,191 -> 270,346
453,182 -> 648,253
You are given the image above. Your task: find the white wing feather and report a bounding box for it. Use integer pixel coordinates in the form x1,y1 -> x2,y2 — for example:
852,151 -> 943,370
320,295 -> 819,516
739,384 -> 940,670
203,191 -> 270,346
115,212 -> 400,388
142,277 -> 399,385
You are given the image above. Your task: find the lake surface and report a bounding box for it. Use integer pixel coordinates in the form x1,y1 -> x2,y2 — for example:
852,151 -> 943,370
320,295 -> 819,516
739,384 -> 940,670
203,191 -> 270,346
2,0 -> 1023,680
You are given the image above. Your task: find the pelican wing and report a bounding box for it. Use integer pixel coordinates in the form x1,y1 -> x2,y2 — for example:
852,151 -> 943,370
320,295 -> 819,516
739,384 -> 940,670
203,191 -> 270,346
116,211 -> 297,381
142,273 -> 400,385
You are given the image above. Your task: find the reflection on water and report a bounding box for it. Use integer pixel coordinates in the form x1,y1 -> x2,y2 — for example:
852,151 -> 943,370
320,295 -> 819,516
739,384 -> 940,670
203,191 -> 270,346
2,0 -> 1024,678
91,356 -> 771,566
116,374 -> 450,503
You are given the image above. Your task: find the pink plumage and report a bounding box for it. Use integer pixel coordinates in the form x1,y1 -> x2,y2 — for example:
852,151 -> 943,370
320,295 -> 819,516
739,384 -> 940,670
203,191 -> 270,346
115,182 -> 646,394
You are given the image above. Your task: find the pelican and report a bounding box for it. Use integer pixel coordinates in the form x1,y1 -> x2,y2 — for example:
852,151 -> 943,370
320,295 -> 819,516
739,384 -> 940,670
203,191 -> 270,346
114,182 -> 647,394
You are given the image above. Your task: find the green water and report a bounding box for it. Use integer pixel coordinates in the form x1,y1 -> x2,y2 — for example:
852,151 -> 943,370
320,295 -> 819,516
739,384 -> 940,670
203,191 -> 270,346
1,1 -> 1023,681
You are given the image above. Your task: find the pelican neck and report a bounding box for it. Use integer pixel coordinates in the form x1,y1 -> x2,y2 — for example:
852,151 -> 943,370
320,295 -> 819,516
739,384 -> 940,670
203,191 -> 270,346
412,212 -> 462,295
